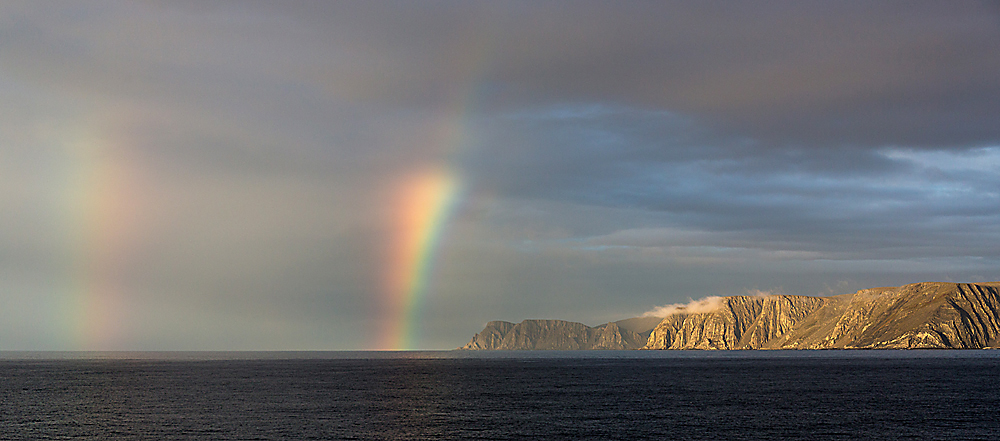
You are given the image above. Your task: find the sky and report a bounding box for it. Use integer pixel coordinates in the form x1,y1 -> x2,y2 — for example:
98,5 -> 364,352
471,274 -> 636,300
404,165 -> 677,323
1,1 -> 998,350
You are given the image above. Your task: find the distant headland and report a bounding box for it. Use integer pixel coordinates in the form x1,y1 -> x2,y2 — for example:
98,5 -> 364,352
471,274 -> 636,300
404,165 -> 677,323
460,282 -> 1000,350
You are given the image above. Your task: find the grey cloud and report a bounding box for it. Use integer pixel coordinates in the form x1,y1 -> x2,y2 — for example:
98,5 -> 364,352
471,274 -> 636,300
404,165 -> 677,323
71,1 -> 998,152
9,1 -> 998,154
461,105 -> 1000,259
500,1 -> 1000,149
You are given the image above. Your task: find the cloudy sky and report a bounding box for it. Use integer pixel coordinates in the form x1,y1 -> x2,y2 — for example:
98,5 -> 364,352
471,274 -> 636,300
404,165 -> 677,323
1,1 -> 998,350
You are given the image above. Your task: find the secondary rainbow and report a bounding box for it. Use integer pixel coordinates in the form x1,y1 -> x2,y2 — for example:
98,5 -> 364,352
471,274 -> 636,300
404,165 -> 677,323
58,122 -> 145,350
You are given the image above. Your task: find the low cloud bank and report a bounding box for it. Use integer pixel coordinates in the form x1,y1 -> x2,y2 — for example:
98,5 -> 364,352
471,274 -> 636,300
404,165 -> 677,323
642,296 -> 725,318
642,289 -> 783,317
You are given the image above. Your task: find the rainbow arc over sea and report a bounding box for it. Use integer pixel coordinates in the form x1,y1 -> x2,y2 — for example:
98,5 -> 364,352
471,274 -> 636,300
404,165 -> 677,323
374,24 -> 496,350
378,165 -> 461,350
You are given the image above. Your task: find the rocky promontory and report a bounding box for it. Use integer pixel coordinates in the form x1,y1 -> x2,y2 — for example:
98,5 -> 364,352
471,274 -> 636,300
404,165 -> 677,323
459,317 -> 662,350
461,282 -> 1000,350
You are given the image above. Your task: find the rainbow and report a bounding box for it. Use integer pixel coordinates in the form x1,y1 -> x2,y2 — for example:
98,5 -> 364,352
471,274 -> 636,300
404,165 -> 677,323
47,32 -> 493,351
378,166 -> 461,350
374,26 -> 494,350
56,118 -> 469,351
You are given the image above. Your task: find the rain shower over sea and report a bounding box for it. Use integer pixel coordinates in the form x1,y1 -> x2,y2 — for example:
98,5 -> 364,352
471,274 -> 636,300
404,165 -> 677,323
2,350 -> 999,440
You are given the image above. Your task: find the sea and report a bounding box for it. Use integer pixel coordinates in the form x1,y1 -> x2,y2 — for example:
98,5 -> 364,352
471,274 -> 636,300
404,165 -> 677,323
1,350 -> 999,440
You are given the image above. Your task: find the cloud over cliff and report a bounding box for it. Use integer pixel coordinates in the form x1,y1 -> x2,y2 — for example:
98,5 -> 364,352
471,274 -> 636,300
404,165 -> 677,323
642,296 -> 726,318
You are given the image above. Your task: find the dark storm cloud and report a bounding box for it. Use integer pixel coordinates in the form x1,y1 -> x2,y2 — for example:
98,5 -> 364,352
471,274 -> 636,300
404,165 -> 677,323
486,1 -> 1000,149
144,1 -> 1000,150
10,1 -> 995,158
460,97 -> 1000,258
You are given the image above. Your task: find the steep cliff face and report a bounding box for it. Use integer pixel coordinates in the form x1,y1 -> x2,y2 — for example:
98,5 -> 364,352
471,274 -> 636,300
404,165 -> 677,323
644,295 -> 827,350
498,320 -> 596,350
592,322 -> 650,349
780,282 -> 1000,349
459,318 -> 656,350
643,282 -> 1000,350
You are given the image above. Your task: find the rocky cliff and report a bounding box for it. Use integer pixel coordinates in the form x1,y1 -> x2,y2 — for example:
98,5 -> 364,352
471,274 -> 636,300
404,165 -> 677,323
643,282 -> 1000,349
459,317 -> 661,350
644,294 -> 828,350
461,282 -> 1000,350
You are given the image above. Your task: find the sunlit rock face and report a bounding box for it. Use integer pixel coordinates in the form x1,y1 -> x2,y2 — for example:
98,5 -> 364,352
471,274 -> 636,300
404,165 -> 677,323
459,318 -> 659,350
786,282 -> 1000,349
644,295 -> 827,350
643,282 -> 1000,350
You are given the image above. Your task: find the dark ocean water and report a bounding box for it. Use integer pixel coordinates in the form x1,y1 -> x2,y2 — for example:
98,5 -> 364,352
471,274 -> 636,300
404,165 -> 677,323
2,351 -> 999,440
